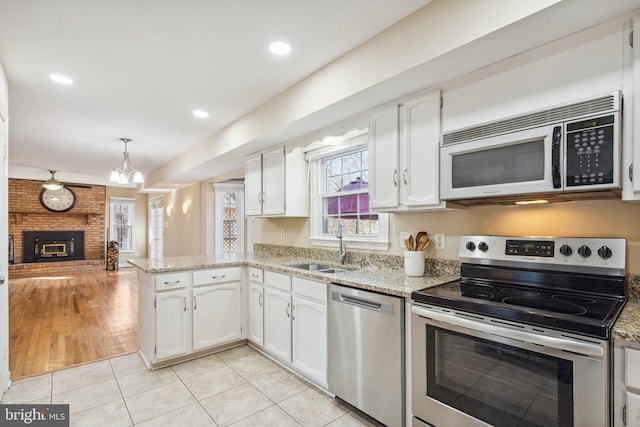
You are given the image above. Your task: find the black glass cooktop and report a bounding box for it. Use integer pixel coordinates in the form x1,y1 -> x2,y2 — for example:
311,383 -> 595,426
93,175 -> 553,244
412,279 -> 626,339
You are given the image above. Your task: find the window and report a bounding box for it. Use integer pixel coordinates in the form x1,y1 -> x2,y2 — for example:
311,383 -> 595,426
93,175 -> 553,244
110,197 -> 135,252
214,182 -> 245,255
310,132 -> 389,250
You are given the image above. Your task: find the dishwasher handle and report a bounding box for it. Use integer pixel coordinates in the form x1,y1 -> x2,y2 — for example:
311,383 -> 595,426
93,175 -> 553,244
331,290 -> 394,315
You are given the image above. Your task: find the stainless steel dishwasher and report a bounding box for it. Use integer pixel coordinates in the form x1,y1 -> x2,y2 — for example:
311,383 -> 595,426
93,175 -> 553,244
328,283 -> 405,427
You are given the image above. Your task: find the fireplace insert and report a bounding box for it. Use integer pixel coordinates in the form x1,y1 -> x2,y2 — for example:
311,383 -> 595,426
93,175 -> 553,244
22,230 -> 85,263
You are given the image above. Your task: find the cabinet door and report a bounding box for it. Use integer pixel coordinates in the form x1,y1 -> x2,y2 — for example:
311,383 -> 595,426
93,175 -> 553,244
262,146 -> 286,215
249,282 -> 264,346
292,295 -> 327,387
192,282 -> 242,351
628,392 -> 640,427
369,105 -> 399,209
155,289 -> 189,360
400,91 -> 441,207
245,153 -> 263,216
264,286 -> 291,362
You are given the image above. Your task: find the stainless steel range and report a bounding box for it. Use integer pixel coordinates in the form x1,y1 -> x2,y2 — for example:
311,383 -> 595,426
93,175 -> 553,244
411,235 -> 626,427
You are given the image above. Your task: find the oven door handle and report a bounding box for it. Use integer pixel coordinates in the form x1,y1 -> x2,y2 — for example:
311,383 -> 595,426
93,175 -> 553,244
412,305 -> 604,358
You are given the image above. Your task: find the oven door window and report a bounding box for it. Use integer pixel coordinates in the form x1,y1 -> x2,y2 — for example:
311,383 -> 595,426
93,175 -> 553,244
426,325 -> 573,427
451,139 -> 545,188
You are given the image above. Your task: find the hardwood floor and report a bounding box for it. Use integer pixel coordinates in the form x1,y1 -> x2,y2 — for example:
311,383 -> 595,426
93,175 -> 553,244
8,268 -> 138,380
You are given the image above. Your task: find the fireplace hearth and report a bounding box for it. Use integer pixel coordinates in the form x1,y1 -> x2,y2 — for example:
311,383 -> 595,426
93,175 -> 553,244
22,230 -> 85,263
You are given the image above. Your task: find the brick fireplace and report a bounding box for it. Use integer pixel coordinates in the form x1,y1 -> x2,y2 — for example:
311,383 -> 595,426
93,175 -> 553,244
9,179 -> 106,278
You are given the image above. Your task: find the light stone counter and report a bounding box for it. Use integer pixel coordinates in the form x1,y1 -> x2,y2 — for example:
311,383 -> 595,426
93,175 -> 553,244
613,275 -> 640,343
128,252 -> 458,298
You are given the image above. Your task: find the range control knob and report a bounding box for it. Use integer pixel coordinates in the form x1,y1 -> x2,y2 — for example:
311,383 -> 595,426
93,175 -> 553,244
597,246 -> 613,259
478,242 -> 489,252
559,244 -> 573,256
465,241 -> 476,251
577,245 -> 592,258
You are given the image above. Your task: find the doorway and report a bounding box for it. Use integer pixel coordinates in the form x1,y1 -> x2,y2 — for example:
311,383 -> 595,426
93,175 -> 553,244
148,196 -> 164,259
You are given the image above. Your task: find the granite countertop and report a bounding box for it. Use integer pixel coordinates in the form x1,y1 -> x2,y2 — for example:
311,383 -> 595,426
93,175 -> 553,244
613,299 -> 640,343
614,276 -> 640,343
128,253 -> 458,298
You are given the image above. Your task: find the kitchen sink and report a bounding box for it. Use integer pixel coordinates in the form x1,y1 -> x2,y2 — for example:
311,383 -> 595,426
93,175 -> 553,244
287,263 -> 348,273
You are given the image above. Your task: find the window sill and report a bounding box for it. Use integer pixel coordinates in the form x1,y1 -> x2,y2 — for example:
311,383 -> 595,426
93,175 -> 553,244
310,237 -> 390,252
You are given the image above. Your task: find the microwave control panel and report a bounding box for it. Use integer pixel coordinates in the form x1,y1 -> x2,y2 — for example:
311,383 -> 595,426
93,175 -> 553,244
565,114 -> 615,187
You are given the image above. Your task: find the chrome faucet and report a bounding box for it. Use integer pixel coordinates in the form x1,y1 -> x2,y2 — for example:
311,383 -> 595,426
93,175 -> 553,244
337,225 -> 347,265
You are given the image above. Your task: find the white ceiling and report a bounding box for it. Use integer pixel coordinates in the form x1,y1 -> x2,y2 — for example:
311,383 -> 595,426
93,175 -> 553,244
0,0 -> 431,188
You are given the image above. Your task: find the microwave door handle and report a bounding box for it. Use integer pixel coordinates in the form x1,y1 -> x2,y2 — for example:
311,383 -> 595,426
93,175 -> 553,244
552,125 -> 562,188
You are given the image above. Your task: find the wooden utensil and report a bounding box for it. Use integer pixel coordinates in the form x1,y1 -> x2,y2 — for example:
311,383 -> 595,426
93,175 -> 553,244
406,234 -> 414,251
404,237 -> 413,251
415,231 -> 427,247
416,235 -> 429,251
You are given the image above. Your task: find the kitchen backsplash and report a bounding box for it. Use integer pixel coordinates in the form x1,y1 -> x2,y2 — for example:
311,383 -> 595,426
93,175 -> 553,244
253,243 -> 460,277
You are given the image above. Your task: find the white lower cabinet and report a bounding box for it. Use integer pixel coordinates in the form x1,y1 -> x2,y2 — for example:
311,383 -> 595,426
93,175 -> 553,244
248,268 -> 265,346
138,267 -> 242,368
155,288 -> 189,360
264,284 -> 292,362
258,271 -> 328,387
192,281 -> 241,350
292,288 -> 327,387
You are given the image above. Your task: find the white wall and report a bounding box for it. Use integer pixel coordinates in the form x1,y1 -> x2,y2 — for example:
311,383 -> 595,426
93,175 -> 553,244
163,183 -> 201,257
442,20 -> 625,132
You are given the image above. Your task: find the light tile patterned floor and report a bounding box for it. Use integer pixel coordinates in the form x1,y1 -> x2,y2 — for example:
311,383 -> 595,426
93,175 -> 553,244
1,344 -> 380,426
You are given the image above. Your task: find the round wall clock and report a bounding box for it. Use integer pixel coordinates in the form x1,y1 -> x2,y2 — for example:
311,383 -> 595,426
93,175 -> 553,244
39,186 -> 77,212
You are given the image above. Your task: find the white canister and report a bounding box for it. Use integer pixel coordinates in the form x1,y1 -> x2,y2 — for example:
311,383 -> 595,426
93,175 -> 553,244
404,250 -> 425,276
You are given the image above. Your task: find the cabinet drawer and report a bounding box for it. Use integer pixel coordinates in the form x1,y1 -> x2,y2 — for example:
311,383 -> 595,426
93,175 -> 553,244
264,270 -> 291,292
193,267 -> 241,286
627,348 -> 640,389
249,267 -> 264,283
292,277 -> 327,304
155,272 -> 191,291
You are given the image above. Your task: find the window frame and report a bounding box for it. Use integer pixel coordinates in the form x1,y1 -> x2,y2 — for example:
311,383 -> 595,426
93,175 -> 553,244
109,197 -> 136,253
308,134 -> 389,251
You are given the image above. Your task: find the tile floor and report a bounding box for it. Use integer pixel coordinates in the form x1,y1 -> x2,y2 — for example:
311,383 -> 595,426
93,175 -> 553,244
1,344 -> 380,426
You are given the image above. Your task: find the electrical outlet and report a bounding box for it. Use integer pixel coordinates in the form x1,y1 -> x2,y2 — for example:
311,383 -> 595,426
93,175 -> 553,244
280,230 -> 286,240
434,233 -> 446,250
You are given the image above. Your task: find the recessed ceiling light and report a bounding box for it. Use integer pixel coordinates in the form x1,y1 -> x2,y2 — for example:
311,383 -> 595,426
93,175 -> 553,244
269,41 -> 292,56
193,110 -> 209,118
49,74 -> 73,85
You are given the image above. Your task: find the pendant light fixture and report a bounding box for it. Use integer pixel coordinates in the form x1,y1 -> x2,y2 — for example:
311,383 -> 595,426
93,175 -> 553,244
109,138 -> 144,184
42,170 -> 64,191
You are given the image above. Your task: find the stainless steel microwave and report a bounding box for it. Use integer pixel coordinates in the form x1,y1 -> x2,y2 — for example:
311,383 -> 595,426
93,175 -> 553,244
440,92 -> 621,204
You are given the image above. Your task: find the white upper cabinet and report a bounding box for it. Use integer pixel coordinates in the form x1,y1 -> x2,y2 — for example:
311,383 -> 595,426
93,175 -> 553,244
369,105 -> 399,209
262,146 -> 286,215
244,153 -> 263,216
244,146 -> 309,217
400,93 -> 442,207
624,17 -> 640,200
369,90 -> 450,211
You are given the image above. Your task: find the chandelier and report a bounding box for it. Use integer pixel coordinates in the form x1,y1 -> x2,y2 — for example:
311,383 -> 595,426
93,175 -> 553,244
43,170 -> 64,191
109,138 -> 144,184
